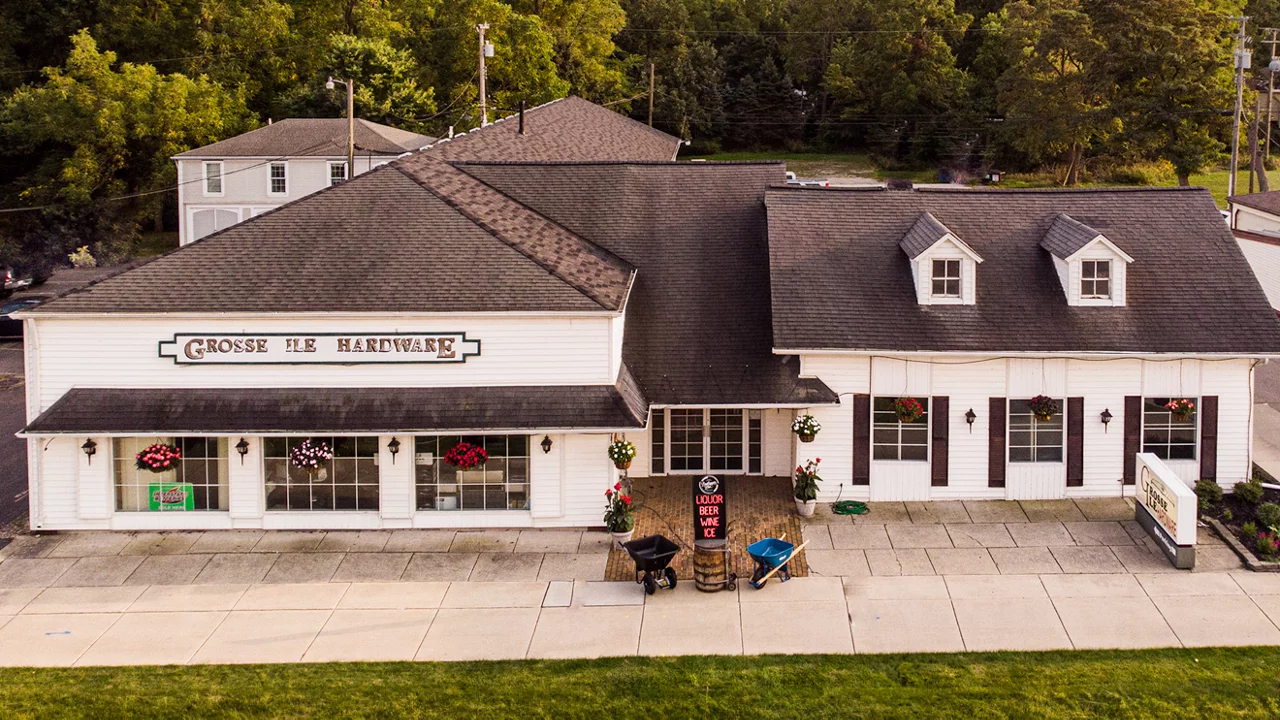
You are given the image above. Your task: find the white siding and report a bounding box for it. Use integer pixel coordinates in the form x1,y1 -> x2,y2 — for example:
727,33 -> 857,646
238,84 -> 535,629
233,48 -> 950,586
931,359 -> 1006,499
762,409 -> 794,477
1066,359 -> 1138,498
913,242 -> 978,306
799,355 -> 871,502
1234,205 -> 1280,234
560,433 -> 614,526
1202,358 -> 1255,488
529,433 -> 564,519
378,435 -> 413,525
1235,237 -> 1280,311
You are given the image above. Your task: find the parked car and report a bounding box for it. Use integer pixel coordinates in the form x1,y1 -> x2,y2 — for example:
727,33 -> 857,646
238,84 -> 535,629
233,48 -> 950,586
0,296 -> 46,339
1,265 -> 32,300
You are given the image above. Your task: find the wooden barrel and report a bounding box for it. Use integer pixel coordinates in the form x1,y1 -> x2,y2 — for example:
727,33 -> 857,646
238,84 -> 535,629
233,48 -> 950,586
693,539 -> 729,592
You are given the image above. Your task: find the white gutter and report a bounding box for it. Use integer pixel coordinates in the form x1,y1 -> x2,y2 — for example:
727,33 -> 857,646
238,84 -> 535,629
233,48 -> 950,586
774,348 -> 1280,361
13,309 -> 624,320
18,426 -> 643,439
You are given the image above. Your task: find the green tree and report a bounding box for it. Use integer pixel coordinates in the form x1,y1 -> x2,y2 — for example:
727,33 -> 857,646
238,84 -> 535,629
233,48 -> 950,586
510,0 -> 631,103
282,34 -> 437,131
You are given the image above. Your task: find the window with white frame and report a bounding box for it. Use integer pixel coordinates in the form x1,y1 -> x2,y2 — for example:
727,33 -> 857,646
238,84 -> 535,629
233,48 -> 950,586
872,397 -> 929,461
1008,399 -> 1064,462
931,259 -> 961,298
329,161 -> 348,186
1142,397 -> 1197,460
203,161 -> 223,195
668,409 -> 704,472
268,162 -> 287,195
263,436 -> 379,511
1081,260 -> 1111,299
414,435 -> 529,511
113,437 -> 228,511
654,409 -> 761,475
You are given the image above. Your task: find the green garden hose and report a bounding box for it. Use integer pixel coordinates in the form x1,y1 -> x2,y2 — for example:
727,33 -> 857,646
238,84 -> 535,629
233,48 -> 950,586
832,500 -> 869,515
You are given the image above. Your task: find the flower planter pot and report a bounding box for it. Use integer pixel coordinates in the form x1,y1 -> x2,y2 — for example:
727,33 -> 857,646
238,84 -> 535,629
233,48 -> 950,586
795,499 -> 816,517
614,459 -> 633,470
1035,413 -> 1055,423
610,529 -> 634,548
1172,412 -> 1193,422
798,434 -> 815,443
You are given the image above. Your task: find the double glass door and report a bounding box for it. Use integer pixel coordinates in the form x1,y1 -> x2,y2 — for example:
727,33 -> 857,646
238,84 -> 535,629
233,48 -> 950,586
668,409 -> 745,473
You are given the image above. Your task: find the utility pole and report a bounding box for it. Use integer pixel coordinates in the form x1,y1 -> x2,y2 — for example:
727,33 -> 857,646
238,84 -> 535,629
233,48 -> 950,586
326,77 -> 355,177
1265,28 -> 1279,158
477,23 -> 492,127
648,62 -> 655,128
1230,16 -> 1251,199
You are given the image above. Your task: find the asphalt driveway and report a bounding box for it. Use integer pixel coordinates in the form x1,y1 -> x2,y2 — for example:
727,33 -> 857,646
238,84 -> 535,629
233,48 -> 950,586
0,340 -> 26,529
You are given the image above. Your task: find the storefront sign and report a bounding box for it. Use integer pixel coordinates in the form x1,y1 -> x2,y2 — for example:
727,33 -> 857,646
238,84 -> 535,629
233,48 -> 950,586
1134,453 -> 1196,569
693,475 -> 726,541
159,332 -> 481,365
148,482 -> 194,511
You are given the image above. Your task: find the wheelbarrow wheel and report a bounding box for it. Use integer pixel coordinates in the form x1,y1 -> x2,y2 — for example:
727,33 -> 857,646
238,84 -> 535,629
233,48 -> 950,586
643,573 -> 657,595
664,567 -> 677,589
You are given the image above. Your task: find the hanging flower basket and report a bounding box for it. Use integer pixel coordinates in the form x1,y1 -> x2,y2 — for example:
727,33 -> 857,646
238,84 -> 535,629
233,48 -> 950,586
792,415 -> 821,442
1165,398 -> 1195,421
444,442 -> 488,470
608,439 -> 636,470
289,439 -> 333,472
1028,395 -> 1059,422
135,443 -> 181,473
891,397 -> 925,423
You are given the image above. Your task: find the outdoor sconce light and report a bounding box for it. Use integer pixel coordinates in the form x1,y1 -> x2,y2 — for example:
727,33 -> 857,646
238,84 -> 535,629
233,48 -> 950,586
541,435 -> 553,454
235,438 -> 250,464
964,408 -> 976,431
81,439 -> 97,464
387,437 -> 401,463
1100,409 -> 1113,432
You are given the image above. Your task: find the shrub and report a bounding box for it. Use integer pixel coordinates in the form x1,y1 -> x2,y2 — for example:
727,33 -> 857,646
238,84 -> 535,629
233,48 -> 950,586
1258,532 -> 1279,558
1257,502 -> 1280,530
1243,521 -> 1258,538
1195,479 -> 1223,510
1104,161 -> 1175,186
1223,508 -> 1234,522
1234,480 -> 1265,505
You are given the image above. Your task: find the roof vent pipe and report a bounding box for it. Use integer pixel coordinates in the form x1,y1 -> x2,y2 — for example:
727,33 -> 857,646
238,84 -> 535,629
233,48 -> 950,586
519,100 -> 526,135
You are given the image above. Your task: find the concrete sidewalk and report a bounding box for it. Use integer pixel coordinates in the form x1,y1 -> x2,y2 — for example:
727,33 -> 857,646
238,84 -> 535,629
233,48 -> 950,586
0,572 -> 1277,666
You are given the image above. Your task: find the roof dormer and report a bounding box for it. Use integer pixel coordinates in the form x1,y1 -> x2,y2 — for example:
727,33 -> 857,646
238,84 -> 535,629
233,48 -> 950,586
900,212 -> 983,306
1040,214 -> 1133,307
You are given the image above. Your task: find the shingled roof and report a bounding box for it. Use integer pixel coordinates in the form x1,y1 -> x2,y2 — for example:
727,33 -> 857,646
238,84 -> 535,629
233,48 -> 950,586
173,118 -> 434,158
1040,213 -> 1122,259
767,186 -> 1280,354
1229,190 -> 1280,217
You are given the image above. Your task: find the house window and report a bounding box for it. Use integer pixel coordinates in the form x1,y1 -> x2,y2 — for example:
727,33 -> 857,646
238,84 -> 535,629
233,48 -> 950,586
1008,399 -> 1064,462
931,259 -> 961,298
710,409 -> 744,471
669,409 -> 704,472
414,435 -> 529,511
1081,260 -> 1111,299
1142,398 -> 1197,461
269,162 -> 287,195
651,411 -> 665,475
203,161 -> 223,195
114,437 -> 228,511
329,161 -> 348,186
872,397 -> 929,461
652,409 -> 758,475
263,436 -> 379,511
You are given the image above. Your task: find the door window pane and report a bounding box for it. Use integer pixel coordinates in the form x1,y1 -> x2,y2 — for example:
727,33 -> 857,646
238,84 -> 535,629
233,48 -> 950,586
415,435 -> 530,511
668,409 -> 704,472
651,411 -> 665,474
710,409 -> 744,471
748,410 -> 762,474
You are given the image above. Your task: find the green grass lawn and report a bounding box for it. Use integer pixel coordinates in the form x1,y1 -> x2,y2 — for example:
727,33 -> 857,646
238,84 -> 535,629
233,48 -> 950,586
2,649 -> 1278,719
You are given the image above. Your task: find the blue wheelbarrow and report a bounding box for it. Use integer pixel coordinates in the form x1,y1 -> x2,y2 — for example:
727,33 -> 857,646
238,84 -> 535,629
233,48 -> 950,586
746,535 -> 809,589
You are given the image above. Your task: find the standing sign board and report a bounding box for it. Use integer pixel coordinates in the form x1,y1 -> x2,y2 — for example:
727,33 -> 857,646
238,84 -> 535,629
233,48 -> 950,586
693,475 -> 727,542
1134,453 -> 1197,569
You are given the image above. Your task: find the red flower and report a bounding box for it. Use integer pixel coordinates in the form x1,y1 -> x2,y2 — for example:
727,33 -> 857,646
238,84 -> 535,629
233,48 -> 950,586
605,488 -> 612,496
621,495 -> 632,505
614,482 -> 622,491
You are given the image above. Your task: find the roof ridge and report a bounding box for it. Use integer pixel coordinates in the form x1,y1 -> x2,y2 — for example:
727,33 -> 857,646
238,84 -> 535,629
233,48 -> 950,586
394,157 -> 633,311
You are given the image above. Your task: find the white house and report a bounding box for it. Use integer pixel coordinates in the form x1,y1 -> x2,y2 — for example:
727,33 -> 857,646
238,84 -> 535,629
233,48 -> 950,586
1228,190 -> 1280,312
174,118 -> 434,245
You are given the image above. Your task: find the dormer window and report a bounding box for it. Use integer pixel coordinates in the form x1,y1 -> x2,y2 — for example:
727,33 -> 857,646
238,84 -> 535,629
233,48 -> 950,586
1080,260 -> 1110,299
900,212 -> 983,306
932,259 -> 961,298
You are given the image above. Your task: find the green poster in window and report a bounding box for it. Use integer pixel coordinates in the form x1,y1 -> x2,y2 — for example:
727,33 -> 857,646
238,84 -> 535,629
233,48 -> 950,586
149,482 -> 195,511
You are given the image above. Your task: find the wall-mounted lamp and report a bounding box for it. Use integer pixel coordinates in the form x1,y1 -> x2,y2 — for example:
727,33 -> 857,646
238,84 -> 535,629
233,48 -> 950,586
964,408 -> 976,432
235,438 -> 250,464
1100,408 -> 1113,432
541,435 -> 553,454
81,439 -> 97,464
387,437 -> 401,463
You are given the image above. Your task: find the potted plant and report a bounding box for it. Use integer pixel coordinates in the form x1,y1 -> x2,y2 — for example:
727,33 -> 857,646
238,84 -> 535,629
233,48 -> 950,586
1028,395 -> 1059,422
1165,398 -> 1195,421
135,443 -> 182,473
444,441 -> 488,470
891,397 -> 924,423
289,439 -> 333,474
792,415 -> 821,443
608,439 -> 636,470
604,482 -> 635,546
793,458 -> 821,517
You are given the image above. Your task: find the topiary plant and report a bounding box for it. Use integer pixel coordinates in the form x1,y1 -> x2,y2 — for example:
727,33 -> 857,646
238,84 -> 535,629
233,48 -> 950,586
1257,502 -> 1280,531
1194,479 -> 1223,510
1234,479 -> 1265,506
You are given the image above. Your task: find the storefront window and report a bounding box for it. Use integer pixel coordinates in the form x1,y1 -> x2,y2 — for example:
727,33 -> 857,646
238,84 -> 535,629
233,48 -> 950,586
710,409 -> 744,471
415,435 -> 529,511
263,436 -> 380,511
872,398 -> 929,461
1008,399 -> 1064,462
1143,397 -> 1197,460
114,437 -> 228,511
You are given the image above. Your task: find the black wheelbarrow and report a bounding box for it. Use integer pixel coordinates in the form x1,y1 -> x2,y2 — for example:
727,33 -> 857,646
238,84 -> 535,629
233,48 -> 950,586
622,534 -> 680,595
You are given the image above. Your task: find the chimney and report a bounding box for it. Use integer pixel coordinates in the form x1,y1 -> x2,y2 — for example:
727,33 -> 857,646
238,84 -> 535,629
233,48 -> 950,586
519,100 -> 526,135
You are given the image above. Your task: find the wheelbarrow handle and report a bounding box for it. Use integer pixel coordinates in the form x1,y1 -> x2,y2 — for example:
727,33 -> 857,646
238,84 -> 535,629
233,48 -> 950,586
755,541 -> 808,586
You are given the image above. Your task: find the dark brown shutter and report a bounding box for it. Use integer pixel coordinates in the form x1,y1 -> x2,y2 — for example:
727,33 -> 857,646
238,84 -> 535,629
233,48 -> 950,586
852,394 -> 870,485
1123,395 -> 1142,485
931,397 -> 949,487
988,397 -> 1006,488
1200,395 -> 1219,482
1066,397 -> 1084,487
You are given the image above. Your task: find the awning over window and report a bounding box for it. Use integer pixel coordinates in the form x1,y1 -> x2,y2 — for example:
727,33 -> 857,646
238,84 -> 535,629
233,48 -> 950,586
23,371 -> 649,435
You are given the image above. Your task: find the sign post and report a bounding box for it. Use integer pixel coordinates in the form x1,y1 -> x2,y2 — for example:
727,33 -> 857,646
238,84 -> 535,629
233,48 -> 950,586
1134,453 -> 1197,569
692,475 -> 726,542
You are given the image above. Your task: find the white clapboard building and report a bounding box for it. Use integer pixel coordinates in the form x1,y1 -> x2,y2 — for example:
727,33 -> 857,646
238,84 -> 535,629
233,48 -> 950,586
1228,190 -> 1280,312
